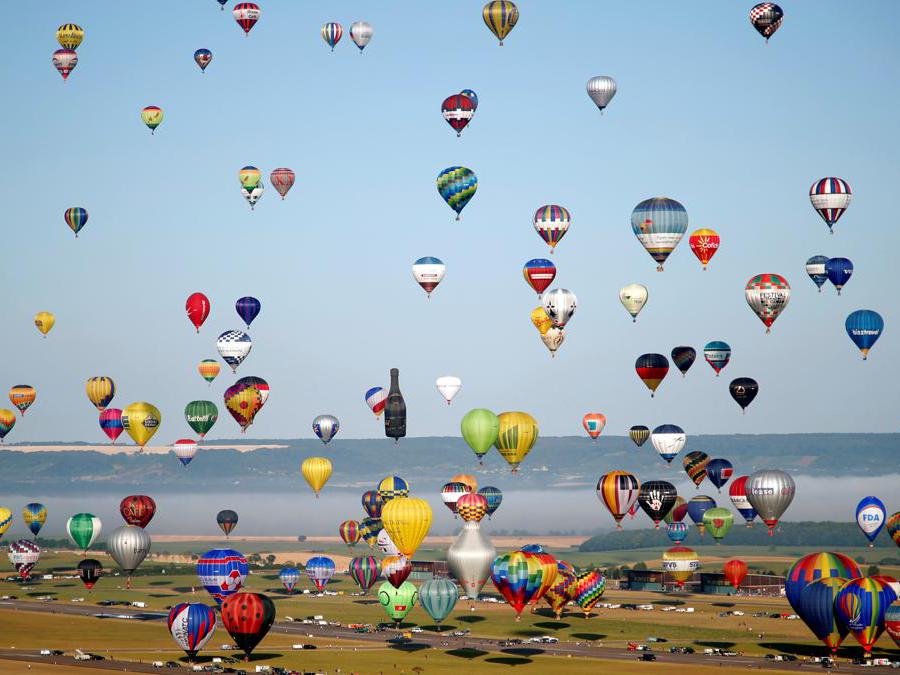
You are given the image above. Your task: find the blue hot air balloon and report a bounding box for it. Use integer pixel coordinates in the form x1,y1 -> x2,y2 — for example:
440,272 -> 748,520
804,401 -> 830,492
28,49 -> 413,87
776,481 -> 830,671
798,577 -> 850,655
705,459 -> 734,493
666,522 -> 688,544
825,258 -> 853,295
845,310 -> 884,360
436,167 -> 477,220
703,341 -> 731,376
478,486 -> 503,518
460,89 -> 478,110
630,197 -> 688,271
279,567 -> 301,592
687,496 -> 716,535
196,549 -> 248,604
235,297 -> 261,329
856,496 -> 887,547
805,256 -> 829,292
23,503 -> 47,538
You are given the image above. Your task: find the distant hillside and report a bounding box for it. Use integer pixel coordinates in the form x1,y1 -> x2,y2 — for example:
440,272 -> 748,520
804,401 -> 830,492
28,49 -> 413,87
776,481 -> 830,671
0,433 -> 896,492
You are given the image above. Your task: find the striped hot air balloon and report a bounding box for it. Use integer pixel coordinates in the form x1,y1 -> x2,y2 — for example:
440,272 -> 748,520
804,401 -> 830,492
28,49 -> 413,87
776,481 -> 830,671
482,0 -> 519,45
809,177 -> 851,232
595,471 -> 639,528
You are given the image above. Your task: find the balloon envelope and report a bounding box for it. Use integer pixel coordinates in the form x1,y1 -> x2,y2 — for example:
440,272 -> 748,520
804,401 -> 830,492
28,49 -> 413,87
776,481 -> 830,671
220,592 -> 275,657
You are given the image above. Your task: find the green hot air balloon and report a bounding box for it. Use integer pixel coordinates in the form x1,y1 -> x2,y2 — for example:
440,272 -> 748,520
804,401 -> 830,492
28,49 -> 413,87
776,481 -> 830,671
702,507 -> 734,543
460,408 -> 500,464
185,400 -> 218,438
378,580 -> 418,624
67,513 -> 101,553
418,578 -> 459,627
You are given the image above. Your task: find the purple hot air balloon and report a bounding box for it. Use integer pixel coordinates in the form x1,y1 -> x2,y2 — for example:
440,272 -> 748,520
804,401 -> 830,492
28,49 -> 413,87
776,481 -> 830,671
235,296 -> 261,329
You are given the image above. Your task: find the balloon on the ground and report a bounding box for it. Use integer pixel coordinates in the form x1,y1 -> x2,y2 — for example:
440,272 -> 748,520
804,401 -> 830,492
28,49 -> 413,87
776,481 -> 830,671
568,570 -> 606,617
745,274 -> 791,333
482,0 -> 519,45
378,581 -> 418,623
491,551 -> 543,618
305,556 -> 335,592
809,177 -> 851,232
885,601 -> 900,647
845,310 -> 883,360
279,567 -> 300,593
220,593 -> 275,658
7,539 -> 41,579
301,457 -> 333,497
197,548 -> 248,604
168,603 -> 217,660
834,577 -> 897,654
746,469 -> 795,535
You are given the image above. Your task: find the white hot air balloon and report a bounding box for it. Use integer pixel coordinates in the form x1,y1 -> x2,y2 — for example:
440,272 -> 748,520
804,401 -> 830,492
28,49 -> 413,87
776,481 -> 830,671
650,424 -> 686,465
412,257 -> 446,298
173,439 -> 198,466
746,469 -> 795,536
435,376 -> 462,405
540,327 -> 565,357
376,528 -> 400,556
216,330 -> 252,373
542,289 -> 577,327
586,76 -> 617,113
107,525 -> 151,587
349,21 -> 374,52
242,182 -> 264,210
447,521 -> 496,602
619,284 -> 648,322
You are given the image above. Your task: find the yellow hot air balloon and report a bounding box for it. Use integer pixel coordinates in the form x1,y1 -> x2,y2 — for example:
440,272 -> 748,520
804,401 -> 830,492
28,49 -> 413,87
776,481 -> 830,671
0,507 -> 12,540
451,474 -> 478,493
381,497 -> 432,558
494,411 -> 538,472
239,166 -> 262,189
9,386 -> 36,416
85,377 -> 116,411
301,456 -> 332,497
121,402 -> 161,449
56,23 -> 84,50
34,312 -> 55,337
530,307 -> 552,336
482,0 -> 519,46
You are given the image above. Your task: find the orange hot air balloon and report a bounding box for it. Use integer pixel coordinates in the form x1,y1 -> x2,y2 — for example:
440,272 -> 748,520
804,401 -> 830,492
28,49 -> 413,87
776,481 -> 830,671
451,474 -> 478,493
9,386 -> 36,416
723,559 -> 748,588
688,228 -> 720,270
582,413 -> 606,440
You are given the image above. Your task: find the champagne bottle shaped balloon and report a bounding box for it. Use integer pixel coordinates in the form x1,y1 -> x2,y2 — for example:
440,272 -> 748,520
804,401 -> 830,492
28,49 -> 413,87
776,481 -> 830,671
384,368 -> 406,442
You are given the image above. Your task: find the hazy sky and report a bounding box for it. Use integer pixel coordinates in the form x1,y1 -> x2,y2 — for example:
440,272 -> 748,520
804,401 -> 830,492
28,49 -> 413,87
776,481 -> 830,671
4,1 -> 899,444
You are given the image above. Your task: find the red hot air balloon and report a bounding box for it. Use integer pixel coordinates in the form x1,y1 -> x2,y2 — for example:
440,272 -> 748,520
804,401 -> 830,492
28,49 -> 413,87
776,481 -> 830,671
120,495 -> 157,528
232,3 -> 261,36
723,559 -> 748,588
522,259 -> 556,298
99,408 -> 124,443
270,168 -> 295,200
220,592 -> 275,660
582,413 -> 606,440
635,353 -> 669,397
441,94 -> 476,137
186,293 -> 211,332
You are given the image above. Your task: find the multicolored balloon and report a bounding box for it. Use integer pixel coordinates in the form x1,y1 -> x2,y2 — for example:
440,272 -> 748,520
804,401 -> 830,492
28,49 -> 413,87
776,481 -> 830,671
86,377 -> 115,411
321,22 -> 343,50
361,490 -> 384,519
798,577 -> 849,654
523,259 -> 556,298
809,177 -> 851,232
491,551 -> 543,618
378,476 -> 409,502
197,548 -> 248,604
786,551 -> 861,614
99,409 -> 123,443
233,3 -> 261,36
442,94 -> 476,137
173,439 -> 198,466
216,510 -> 238,538
683,451 -> 710,488
52,49 -> 78,80
22,503 -> 47,538
349,21 -> 374,52
887,512 -> 900,548
478,486 -> 503,518
8,539 -> 41,579
193,49 -> 212,72
671,346 -> 696,377
688,228 -> 719,269
349,555 -> 380,593
305,556 -> 335,592
806,256 -> 829,291
666,522 -> 688,544
412,257 -> 445,298
703,341 -> 731,376
339,520 -> 360,547
141,106 -> 164,134
269,168 -> 294,199
635,353 -> 669,396
8,385 -> 35,416
835,577 -> 897,654
436,167 -> 477,219
582,413 -> 606,440
567,570 -> 606,618
745,274 -> 790,333
64,207 -> 88,237
596,471 -> 640,528
631,197 -> 688,271
167,603 -> 217,660
533,205 -> 570,253
662,546 -> 699,587
198,360 -> 220,385
650,424 -> 685,464
365,387 -> 387,418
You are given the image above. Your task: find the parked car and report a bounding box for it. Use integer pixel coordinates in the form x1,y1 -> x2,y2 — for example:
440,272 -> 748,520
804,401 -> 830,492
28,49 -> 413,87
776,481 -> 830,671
639,653 -> 657,662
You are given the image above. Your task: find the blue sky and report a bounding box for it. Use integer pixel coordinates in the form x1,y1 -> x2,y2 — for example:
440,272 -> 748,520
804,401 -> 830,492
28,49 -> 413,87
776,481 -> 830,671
3,1 -> 899,443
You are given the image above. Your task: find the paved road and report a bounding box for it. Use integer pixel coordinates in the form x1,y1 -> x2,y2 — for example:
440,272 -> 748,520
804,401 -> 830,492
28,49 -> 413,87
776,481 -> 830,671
0,599 -> 858,672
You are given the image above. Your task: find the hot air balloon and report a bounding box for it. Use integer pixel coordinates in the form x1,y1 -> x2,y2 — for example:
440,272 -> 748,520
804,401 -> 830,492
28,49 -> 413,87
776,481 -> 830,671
119,495 -> 156,528
8,386 -> 35,416
702,507 -> 734,543
582,413 -> 606,440
448,521 -> 496,602
216,510 -> 238,538
786,552 -> 862,614
240,182 -> 264,210
456,493 -> 489,523
688,228 -> 719,269
198,548 -> 247,604
233,3 -> 261,36
378,476 -> 409,502
442,94 -> 476,137
122,402 -> 161,449
0,410 -> 15,443
806,256 -> 829,291
460,409 -> 499,463
194,48 -> 212,72
107,525 -> 151,586
539,327 -> 565,357
856,496 -> 886,547
34,311 -> 55,337
746,469 -> 795,535
666,522 -> 689,544
301,457 -> 332,497
494,411 -> 538,472
703,341 -> 731,376
887,512 -> 900,548
141,106 -> 163,134
629,425 -> 650,447
435,376 -> 462,405
233,297 -> 261,330
798,577 -> 849,654
491,551 -> 543,619
52,49 -> 78,80
305,556 -> 335,592
174,439 -> 198,466
482,0 -> 518,45
238,166 -> 261,189
67,513 -> 101,553
586,76 -> 616,113
376,529 -> 400,557
636,353 -> 669,396
522,259 -> 556,298
223,379 -> 265,432
530,306 -> 553,337
56,23 -> 84,50
339,520 -> 360,547
637,480 -> 676,527
810,177 -> 851,232
729,377 -> 758,413
381,554 -> 412,589
220,593 -> 275,659
650,424 -> 685,464
382,497 -> 432,558
631,197 -> 688,271
269,168 -> 294,199
0,508 -> 11,541
364,387 -> 387,418
885,601 -> 900,647
99,409 -> 124,443
725,476 -> 756,527
441,482 -> 472,516
524,551 -> 558,608
745,274 -> 791,333
22,503 -> 46,539
460,89 -> 479,110
567,570 -> 606,618
683,451 -> 710,488
419,578 -> 459,627
825,257 -> 853,295
542,289 -> 576,327
749,3 -> 784,41
313,414 -> 339,444
662,546 -> 699,587
349,21 -> 373,51
362,490 -> 384,519
185,293 -> 210,332
596,471 -> 640,528
412,257 -> 445,298
723,559 -> 748,588
845,310 -> 884,360
217,330 -> 252,372
478,487 -> 503,518
705,458 -> 733,492
544,563 -> 576,619
198,360 -> 220,385
349,556 -> 381,593
183,400 -> 216,438
8,539 -> 40,579
77,558 -> 102,590
437,167 -> 477,219
64,207 -> 88,238
358,517 -> 383,548
687,495 -> 716,536
533,205 -> 570,253
86,377 -> 115,411
671,347 -> 696,377
835,577 -> 897,655
378,581 -> 418,623
168,603 -> 217,661
321,22 -> 343,50
619,284 -> 648,322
